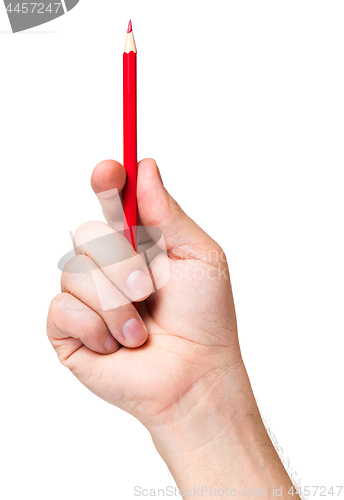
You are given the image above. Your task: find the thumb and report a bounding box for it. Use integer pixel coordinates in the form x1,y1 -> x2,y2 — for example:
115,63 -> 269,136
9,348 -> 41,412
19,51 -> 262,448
137,159 -> 216,257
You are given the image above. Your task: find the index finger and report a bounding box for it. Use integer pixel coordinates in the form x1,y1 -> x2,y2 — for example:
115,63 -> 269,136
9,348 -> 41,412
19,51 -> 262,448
91,160 -> 126,231
91,159 -> 152,248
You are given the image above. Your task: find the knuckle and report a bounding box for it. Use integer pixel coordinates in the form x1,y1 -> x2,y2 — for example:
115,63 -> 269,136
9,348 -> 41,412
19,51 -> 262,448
74,220 -> 109,249
62,254 -> 88,273
52,293 -> 70,321
47,293 -> 71,338
61,255 -> 92,289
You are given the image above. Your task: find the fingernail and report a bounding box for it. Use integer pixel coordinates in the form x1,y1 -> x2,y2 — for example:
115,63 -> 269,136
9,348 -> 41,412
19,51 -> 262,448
122,318 -> 147,344
126,270 -> 152,299
104,335 -> 118,352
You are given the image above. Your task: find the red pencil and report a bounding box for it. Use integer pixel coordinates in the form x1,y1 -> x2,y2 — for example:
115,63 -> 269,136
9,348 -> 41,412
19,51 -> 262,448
123,20 -> 138,251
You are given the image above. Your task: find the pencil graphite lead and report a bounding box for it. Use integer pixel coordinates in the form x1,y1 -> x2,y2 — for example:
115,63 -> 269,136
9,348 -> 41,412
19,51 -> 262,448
124,19 -> 136,53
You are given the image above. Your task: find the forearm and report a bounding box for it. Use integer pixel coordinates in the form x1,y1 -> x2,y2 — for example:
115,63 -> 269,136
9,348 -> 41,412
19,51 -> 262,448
151,363 -> 299,499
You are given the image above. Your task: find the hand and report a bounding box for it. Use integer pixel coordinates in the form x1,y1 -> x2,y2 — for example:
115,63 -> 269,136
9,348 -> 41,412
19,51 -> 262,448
47,158 -> 298,498
48,158 -> 241,425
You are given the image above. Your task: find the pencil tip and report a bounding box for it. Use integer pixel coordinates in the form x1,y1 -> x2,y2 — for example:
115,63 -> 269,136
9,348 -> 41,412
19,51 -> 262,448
127,20 -> 132,33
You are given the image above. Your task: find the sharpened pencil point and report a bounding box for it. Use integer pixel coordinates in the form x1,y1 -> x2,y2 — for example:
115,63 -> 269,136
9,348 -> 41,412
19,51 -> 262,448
124,19 -> 136,53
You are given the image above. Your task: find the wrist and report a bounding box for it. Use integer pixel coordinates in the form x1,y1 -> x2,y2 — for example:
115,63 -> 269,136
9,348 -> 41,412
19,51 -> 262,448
150,362 -> 297,498
150,360 -> 256,457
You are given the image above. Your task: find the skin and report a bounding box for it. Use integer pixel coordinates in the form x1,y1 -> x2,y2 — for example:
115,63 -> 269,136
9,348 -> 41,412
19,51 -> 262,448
47,158 -> 300,499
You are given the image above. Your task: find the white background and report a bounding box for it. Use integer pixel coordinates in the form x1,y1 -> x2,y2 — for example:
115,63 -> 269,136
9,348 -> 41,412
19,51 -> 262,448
0,1 -> 343,499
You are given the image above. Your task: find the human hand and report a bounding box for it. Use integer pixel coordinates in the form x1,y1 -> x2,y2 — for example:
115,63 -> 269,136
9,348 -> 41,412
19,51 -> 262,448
47,158 -> 297,497
48,158 -> 241,427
